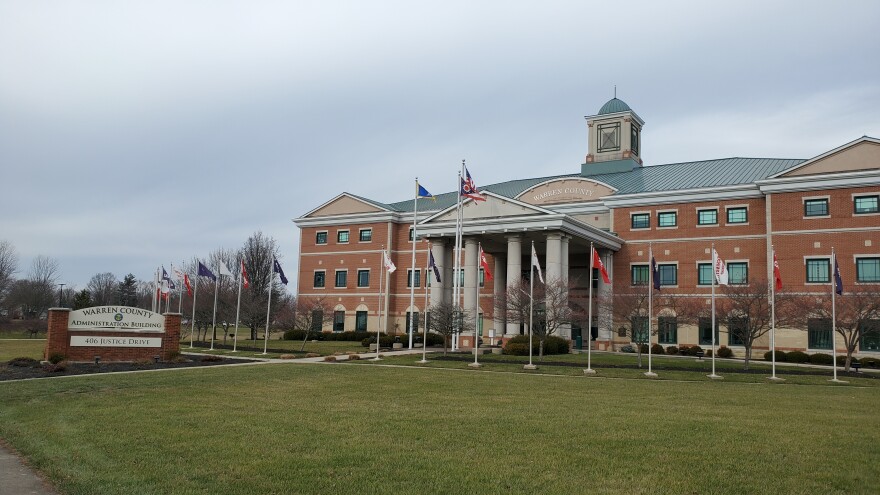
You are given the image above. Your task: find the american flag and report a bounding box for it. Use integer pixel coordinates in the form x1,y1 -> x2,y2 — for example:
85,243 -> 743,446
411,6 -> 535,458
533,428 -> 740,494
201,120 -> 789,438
460,167 -> 486,202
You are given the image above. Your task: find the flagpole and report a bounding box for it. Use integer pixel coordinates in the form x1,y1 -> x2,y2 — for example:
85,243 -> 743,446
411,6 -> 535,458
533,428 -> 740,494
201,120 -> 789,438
769,246 -> 782,381
709,243 -> 721,379
408,178 -> 419,349
263,258 -> 274,355
374,248 -> 384,360
453,164 -> 464,351
233,262 -> 243,353
419,244 -> 430,364
190,273 -> 198,348
210,261 -> 220,351
470,243 -> 483,368
584,242 -> 595,374
646,243 -> 657,378
167,264 -> 172,312
178,263 -> 184,314
830,248 -> 844,383
525,240 -> 536,370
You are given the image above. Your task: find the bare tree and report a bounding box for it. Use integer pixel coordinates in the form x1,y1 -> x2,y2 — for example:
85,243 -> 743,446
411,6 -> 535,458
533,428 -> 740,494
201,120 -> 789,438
428,300 -> 474,355
290,296 -> 334,351
0,240 -> 18,307
87,272 -> 118,306
786,284 -> 880,371
239,232 -> 284,341
8,255 -> 60,319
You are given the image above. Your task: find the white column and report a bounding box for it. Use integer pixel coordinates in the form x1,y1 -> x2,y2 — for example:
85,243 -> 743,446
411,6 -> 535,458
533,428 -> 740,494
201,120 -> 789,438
493,253 -> 506,345
464,238 -> 479,348
505,235 -> 522,337
597,248 -> 614,346
545,233 -> 562,284
559,236 -> 571,340
443,240 -> 454,306
430,240 -> 446,309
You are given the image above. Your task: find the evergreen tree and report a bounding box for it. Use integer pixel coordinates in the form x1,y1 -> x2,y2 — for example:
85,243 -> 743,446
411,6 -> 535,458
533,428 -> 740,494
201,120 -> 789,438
73,289 -> 93,310
116,273 -> 139,307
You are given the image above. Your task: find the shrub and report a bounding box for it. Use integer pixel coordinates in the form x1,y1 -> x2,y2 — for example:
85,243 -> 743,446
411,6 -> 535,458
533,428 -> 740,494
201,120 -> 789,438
503,343 -> 530,356
651,343 -> 664,355
8,357 -> 40,367
786,351 -> 809,363
619,344 -> 635,353
857,356 -> 878,368
279,354 -> 296,359
764,350 -> 787,362
48,353 -> 66,364
705,349 -> 712,357
425,333 -> 446,346
684,345 -> 703,357
43,361 -> 67,372
716,346 -> 733,358
305,353 -> 321,358
677,344 -> 690,355
665,346 -> 679,355
360,333 -> 391,347
201,355 -> 224,362
809,353 -> 834,365
638,344 -> 648,354
504,335 -> 570,355
347,353 -> 361,361
323,355 -> 337,362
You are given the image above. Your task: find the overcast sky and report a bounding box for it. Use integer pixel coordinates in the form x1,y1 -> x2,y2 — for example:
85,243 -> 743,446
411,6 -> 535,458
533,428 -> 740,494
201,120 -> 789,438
1,0 -> 878,293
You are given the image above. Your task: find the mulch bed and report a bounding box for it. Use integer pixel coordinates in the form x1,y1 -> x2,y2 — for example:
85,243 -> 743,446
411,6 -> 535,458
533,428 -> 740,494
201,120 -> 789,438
430,355 -> 876,379
1,355 -> 262,382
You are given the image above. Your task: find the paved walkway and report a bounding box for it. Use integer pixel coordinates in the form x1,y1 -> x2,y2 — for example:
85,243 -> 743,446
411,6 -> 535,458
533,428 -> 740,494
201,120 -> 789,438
0,443 -> 59,495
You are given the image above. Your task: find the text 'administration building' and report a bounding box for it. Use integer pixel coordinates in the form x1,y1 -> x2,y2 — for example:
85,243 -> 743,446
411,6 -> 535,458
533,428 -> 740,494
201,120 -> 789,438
294,97 -> 880,356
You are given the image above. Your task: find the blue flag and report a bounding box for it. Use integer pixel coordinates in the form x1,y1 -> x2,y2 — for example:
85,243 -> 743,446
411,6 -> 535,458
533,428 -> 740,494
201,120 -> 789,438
198,261 -> 216,281
273,258 -> 288,285
161,266 -> 170,282
651,257 -> 661,291
834,258 -> 843,295
417,184 -> 436,201
428,251 -> 441,283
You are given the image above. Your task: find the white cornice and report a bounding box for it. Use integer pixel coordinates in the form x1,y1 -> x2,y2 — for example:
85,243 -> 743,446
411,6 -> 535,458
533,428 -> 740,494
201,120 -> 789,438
757,169 -> 880,193
601,184 -> 762,208
293,210 -> 437,228
768,136 -> 880,178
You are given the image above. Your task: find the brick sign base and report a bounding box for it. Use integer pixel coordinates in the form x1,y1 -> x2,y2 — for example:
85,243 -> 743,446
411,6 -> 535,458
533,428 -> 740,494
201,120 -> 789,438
45,308 -> 181,363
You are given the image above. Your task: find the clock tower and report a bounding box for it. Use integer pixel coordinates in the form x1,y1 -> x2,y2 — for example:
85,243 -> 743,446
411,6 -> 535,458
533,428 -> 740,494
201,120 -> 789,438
583,96 -> 645,175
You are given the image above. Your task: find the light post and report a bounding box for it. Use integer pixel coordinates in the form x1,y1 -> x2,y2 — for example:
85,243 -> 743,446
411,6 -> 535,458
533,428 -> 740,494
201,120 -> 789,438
58,283 -> 66,307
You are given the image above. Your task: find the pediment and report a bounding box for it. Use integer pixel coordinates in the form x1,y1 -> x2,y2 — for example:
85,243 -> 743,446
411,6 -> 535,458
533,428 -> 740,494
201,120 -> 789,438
423,192 -> 553,224
777,138 -> 880,178
516,178 -> 617,205
303,193 -> 388,218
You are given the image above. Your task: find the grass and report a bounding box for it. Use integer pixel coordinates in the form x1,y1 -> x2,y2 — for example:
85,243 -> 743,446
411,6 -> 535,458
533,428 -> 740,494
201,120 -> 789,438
184,339 -> 368,358
1,362 -> 879,494
0,339 -> 45,361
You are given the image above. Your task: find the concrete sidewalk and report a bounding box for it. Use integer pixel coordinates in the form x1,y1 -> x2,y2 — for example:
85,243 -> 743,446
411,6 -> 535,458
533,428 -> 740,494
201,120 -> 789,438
0,443 -> 59,495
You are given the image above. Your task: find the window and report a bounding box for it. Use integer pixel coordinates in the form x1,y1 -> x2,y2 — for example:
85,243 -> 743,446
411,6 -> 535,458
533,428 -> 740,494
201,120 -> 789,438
699,317 -> 719,346
407,269 -> 421,288
728,316 -> 748,346
405,311 -> 420,334
854,195 -> 879,214
631,265 -> 649,286
355,311 -> 367,331
313,271 -> 326,288
456,269 -> 465,286
806,259 -> 830,283
804,198 -> 828,217
597,122 -> 621,152
657,211 -> 677,227
728,262 -> 748,285
658,316 -> 677,344
591,268 -> 599,289
337,230 -> 349,243
857,257 -> 880,283
316,231 -> 328,245
333,311 -> 345,332
657,264 -> 677,286
631,125 -> 640,156
698,263 -> 714,286
359,229 -> 372,242
631,213 -> 650,229
310,310 -> 323,332
808,318 -> 832,350
357,269 -> 370,287
697,209 -> 718,225
727,207 -> 747,224
409,228 -> 414,241
335,270 -> 347,288
479,268 -> 485,288
861,320 -> 880,352
631,316 -> 648,344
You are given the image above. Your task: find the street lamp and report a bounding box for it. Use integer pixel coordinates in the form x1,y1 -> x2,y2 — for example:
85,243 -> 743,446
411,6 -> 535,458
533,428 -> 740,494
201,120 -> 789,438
58,283 -> 66,307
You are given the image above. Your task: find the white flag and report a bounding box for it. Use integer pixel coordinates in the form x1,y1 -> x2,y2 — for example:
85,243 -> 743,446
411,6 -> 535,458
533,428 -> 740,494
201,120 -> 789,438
218,261 -> 234,278
172,267 -> 186,282
383,250 -> 397,273
531,244 -> 544,283
713,249 -> 728,285
160,279 -> 171,294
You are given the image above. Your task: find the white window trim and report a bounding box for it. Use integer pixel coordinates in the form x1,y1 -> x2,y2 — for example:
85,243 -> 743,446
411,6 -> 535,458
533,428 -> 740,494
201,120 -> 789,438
802,195 -> 831,219
725,259 -> 750,285
630,211 -> 651,231
358,228 -> 373,243
725,204 -> 749,226
315,230 -> 329,245
695,207 -> 719,227
336,229 -> 350,244
656,209 -> 678,230
406,268 -> 421,288
803,256 -> 832,285
696,260 -> 714,286
356,268 -> 371,288
334,269 -> 348,289
854,254 -> 880,284
629,262 -> 650,287
655,261 -> 679,288
313,269 -> 327,289
852,193 -> 880,217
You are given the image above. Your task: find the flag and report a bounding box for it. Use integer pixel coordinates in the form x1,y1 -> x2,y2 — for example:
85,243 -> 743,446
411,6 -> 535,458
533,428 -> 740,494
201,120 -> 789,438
592,247 -> 611,284
273,258 -> 289,285
834,256 -> 843,295
713,249 -> 728,285
167,278 -> 176,290
428,251 -> 441,283
461,167 -> 486,201
241,260 -> 250,289
172,267 -> 186,282
531,244 -> 544,284
773,252 -> 782,291
383,250 -> 396,273
198,261 -> 216,281
651,256 -> 661,291
184,274 -> 193,296
479,244 -> 493,281
161,266 -> 170,282
417,184 -> 436,201
218,261 -> 234,278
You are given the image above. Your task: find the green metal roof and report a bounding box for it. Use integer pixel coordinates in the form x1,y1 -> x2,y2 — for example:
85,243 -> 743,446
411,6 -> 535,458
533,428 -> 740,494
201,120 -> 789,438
383,157 -> 805,213
598,97 -> 631,115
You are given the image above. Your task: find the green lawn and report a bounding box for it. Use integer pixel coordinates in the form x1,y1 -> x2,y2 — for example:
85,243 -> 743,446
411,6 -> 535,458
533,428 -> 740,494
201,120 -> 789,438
185,339 -> 368,358
1,363 -> 878,494
0,339 -> 45,361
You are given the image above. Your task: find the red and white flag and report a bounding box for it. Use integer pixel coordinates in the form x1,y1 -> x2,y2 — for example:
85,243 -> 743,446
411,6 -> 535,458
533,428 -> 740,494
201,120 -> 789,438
773,251 -> 782,291
241,261 -> 250,289
713,248 -> 728,285
383,250 -> 397,273
592,246 -> 611,284
479,244 -> 493,281
184,274 -> 193,296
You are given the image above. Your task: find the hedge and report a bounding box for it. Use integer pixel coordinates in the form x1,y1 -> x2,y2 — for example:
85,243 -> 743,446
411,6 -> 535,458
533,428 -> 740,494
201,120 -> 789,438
764,350 -> 787,362
504,335 -> 570,355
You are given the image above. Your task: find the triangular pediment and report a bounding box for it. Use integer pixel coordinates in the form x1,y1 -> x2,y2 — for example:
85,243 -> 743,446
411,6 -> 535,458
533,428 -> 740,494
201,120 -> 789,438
775,137 -> 880,178
516,178 -> 617,205
302,193 -> 389,218
422,192 -> 554,224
